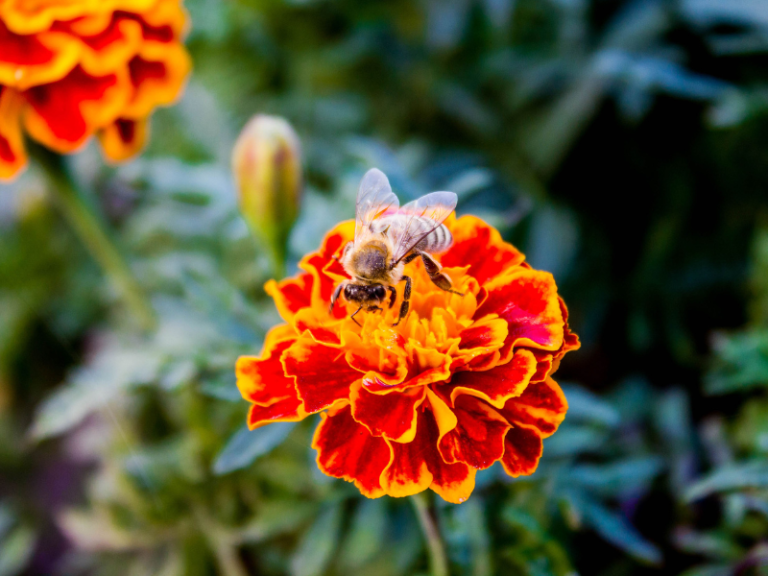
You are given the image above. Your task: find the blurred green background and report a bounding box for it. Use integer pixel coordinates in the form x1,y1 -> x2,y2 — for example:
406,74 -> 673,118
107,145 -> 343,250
3,0 -> 768,574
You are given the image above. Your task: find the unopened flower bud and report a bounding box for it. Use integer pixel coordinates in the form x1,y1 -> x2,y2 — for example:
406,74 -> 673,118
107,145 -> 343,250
232,115 -> 302,278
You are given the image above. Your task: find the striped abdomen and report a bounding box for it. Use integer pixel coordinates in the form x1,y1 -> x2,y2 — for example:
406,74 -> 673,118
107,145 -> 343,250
375,215 -> 453,254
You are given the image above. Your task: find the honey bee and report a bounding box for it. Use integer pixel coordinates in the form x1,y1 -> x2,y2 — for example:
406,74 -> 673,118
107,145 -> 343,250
330,168 -> 463,326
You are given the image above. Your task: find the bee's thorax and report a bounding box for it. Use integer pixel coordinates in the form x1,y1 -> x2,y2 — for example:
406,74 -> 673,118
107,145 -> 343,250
343,240 -> 394,283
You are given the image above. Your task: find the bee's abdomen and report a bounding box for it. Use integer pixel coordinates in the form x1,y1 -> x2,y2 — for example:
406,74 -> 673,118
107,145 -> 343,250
412,218 -> 453,254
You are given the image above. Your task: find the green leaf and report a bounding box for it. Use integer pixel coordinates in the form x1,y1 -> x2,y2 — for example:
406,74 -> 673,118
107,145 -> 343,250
338,499 -> 387,570
290,504 -> 343,576
684,461 -> 768,502
0,526 -> 35,576
577,497 -> 662,565
213,423 -> 296,475
559,385 -> 620,427
29,347 -> 162,441
567,456 -> 664,496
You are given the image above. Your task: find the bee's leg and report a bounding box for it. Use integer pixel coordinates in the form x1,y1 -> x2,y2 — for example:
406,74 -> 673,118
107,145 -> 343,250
387,286 -> 397,309
350,305 -> 364,326
402,252 -> 420,265
393,275 -> 412,326
329,281 -> 346,313
419,252 -> 465,296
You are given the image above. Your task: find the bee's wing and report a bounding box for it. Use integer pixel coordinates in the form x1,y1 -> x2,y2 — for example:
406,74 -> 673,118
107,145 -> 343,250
391,191 -> 457,264
355,168 -> 400,244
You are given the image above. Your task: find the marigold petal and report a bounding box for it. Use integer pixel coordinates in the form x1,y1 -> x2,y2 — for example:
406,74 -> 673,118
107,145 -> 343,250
445,348 -> 537,409
265,273 -> 313,323
236,337 -> 297,407
443,215 -> 526,285
380,416 -> 434,498
438,395 -> 510,469
313,404 -> 391,498
499,377 -> 568,438
453,316 -> 508,369
501,425 -> 543,478
98,116 -> 148,162
22,65 -> 130,152
302,220 -> 354,313
74,14 -> 144,76
247,397 -> 306,429
121,44 -> 190,119
283,337 -> 361,413
476,267 -> 564,352
350,382 -> 425,443
0,87 -> 26,181
293,308 -> 342,346
0,21 -> 81,89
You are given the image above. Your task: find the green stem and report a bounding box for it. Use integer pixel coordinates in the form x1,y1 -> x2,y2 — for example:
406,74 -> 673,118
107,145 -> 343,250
33,147 -> 156,331
411,493 -> 449,576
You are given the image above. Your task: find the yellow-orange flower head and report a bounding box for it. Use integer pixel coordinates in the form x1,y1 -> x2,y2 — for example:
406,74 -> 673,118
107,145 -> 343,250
237,212 -> 579,503
0,0 -> 191,181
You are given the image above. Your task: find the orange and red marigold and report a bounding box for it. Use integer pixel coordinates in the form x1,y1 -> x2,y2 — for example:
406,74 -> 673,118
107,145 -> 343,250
236,215 -> 580,503
0,0 -> 191,181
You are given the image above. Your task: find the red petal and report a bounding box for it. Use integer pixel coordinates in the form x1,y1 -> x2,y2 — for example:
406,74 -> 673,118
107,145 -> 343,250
98,117 -> 147,162
476,267 -> 564,352
350,383 -> 426,442
0,87 -> 26,181
453,316 -> 508,369
499,377 -> 568,437
247,397 -> 305,429
501,425 -> 543,477
443,348 -> 537,409
443,215 -> 526,285
236,339 -> 296,407
438,395 -> 510,469
0,21 -> 80,89
380,412 -> 433,498
265,273 -> 314,323
381,408 -> 475,503
283,337 -> 361,413
300,221 -> 354,314
22,65 -> 129,151
313,404 -> 391,498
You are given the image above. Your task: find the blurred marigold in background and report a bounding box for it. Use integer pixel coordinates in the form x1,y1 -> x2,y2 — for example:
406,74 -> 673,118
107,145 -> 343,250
0,0 -> 191,181
237,214 -> 579,503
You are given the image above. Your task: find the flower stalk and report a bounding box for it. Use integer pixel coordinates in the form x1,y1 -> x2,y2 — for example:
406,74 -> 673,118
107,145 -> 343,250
411,493 -> 450,576
33,146 -> 156,331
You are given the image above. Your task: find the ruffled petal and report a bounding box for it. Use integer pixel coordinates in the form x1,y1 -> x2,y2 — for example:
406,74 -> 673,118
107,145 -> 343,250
121,44 -> 190,118
443,348 -> 537,409
313,404 -> 391,498
302,220 -> 354,313
380,412 -> 434,498
499,377 -> 568,437
421,407 -> 476,503
247,397 -> 306,429
350,382 -> 426,443
452,316 -> 508,369
98,116 -> 148,162
283,337 -> 362,413
22,64 -> 130,152
0,20 -> 81,89
476,267 -> 564,352
501,425 -> 543,477
438,395 -> 510,469
0,87 -> 26,181
443,215 -> 526,285
265,273 -> 314,324
67,13 -> 144,76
